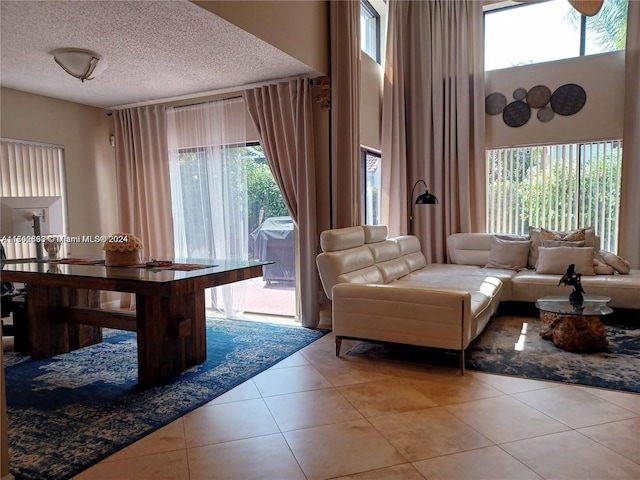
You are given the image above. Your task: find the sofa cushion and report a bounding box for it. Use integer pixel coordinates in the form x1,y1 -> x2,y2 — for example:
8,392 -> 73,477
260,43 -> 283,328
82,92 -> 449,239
367,240 -> 400,263
535,246 -> 595,275
393,236 -> 427,272
529,226 -> 596,268
320,226 -> 364,252
447,233 -> 494,266
316,245 -> 374,299
377,258 -> 410,283
337,265 -> 384,286
362,225 -> 388,244
594,258 -> 616,275
599,250 -> 631,274
484,236 -> 531,270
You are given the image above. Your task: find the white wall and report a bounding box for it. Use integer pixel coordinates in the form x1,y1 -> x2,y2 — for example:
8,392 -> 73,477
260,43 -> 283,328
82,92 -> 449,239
0,87 -> 118,257
485,51 -> 625,149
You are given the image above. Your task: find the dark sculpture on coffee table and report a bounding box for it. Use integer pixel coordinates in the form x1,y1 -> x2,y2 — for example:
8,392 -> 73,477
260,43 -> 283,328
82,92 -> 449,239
558,263 -> 584,305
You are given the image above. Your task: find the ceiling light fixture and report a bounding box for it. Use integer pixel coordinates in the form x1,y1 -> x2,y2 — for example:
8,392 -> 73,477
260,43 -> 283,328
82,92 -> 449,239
51,48 -> 107,82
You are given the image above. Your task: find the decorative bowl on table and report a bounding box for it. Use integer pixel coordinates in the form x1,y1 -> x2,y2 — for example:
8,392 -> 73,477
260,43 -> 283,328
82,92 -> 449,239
103,233 -> 144,266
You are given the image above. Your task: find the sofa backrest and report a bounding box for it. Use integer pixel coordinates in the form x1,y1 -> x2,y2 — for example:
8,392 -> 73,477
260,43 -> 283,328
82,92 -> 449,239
316,225 -> 428,299
447,233 -> 495,266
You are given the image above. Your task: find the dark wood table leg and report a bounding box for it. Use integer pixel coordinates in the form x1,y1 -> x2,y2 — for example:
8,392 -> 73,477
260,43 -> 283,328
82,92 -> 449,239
28,284 -> 70,359
27,285 -> 102,359
135,288 -> 206,385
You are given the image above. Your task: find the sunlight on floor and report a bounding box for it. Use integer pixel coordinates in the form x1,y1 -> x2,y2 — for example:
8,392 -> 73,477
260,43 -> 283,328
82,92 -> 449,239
514,322 -> 528,351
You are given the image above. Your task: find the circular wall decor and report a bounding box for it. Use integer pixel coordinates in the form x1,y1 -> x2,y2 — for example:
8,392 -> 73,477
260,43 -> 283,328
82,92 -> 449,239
551,83 -> 586,116
503,101 -> 531,127
485,92 -> 507,115
537,106 -> 554,122
526,85 -> 552,108
513,88 -> 527,101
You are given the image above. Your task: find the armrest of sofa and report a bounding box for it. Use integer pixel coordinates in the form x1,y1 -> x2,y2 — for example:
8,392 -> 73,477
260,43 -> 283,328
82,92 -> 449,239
331,283 -> 473,351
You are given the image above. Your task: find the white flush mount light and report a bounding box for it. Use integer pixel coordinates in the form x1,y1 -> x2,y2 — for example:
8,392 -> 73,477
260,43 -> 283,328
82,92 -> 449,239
51,48 -> 108,82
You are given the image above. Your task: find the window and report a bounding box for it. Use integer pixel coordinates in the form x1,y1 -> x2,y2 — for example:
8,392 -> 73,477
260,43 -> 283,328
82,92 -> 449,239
484,0 -> 628,71
361,148 -> 381,225
486,140 -> 623,252
0,140 -> 68,259
360,0 -> 380,63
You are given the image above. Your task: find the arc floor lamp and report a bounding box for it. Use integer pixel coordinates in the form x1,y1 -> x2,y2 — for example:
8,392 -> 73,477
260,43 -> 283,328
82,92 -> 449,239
409,179 -> 439,235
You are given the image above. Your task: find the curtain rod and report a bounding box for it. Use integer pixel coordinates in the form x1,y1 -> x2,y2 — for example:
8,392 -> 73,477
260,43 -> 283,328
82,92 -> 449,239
107,73 -> 320,111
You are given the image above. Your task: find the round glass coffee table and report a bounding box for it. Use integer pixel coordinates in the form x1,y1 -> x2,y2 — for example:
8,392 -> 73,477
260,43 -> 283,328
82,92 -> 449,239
535,295 -> 613,352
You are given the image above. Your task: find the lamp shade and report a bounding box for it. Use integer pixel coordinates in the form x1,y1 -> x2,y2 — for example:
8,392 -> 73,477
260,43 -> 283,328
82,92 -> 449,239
52,48 -> 107,82
415,190 -> 439,205
409,179 -> 439,235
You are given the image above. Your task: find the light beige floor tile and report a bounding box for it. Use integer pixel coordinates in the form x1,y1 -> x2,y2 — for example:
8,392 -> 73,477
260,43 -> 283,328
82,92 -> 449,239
299,341 -> 375,367
337,379 -> 438,417
253,364 -> 332,397
74,449 -> 189,480
469,371 -> 558,394
208,378 -> 261,405
312,357 -> 399,387
575,386 -> 640,414
513,385 -> 637,428
502,430 -> 640,479
183,398 -> 279,448
283,419 -> 406,480
369,407 -> 493,461
268,351 -> 310,369
444,395 -> 569,444
578,417 -> 640,463
412,445 -> 543,480
187,433 -> 306,480
103,418 -> 186,462
404,376 -> 504,405
264,387 -> 363,431
332,463 -> 426,480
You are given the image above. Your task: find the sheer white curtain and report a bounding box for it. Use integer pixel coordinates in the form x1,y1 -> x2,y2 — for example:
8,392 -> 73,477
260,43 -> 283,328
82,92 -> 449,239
166,98 -> 248,316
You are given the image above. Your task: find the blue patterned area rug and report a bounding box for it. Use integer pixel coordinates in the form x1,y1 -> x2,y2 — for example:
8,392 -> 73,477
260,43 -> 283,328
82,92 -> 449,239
4,317 -> 327,480
347,308 -> 640,394
465,312 -> 640,393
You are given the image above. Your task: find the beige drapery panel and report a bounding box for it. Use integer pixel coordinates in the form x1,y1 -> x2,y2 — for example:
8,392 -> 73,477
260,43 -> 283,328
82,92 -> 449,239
244,79 -> 320,328
0,140 -> 64,258
618,0 -> 640,268
330,0 -> 361,228
381,0 -> 486,263
114,105 -> 174,307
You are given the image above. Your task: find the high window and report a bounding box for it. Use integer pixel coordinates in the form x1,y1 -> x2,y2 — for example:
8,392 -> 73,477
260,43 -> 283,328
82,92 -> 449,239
486,140 -> 623,252
484,0 -> 628,71
361,148 -> 381,225
360,0 -> 380,63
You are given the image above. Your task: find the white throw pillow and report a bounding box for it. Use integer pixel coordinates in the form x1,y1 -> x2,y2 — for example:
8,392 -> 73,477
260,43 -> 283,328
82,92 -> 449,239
536,246 -> 595,275
593,258 -> 616,275
485,237 -> 531,270
599,250 -> 631,274
529,226 -> 595,269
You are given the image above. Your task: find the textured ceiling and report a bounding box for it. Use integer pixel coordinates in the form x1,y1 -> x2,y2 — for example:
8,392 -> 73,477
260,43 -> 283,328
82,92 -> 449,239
0,0 -> 318,109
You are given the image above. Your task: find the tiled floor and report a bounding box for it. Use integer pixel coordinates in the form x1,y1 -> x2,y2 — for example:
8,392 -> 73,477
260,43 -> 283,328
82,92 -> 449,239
72,331 -> 640,480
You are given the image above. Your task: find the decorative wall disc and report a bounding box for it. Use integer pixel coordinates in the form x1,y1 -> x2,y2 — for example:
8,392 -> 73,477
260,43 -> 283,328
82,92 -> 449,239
503,101 -> 531,127
485,92 -> 507,115
526,85 -> 552,108
537,106 -> 554,122
551,83 -> 586,116
513,88 -> 527,101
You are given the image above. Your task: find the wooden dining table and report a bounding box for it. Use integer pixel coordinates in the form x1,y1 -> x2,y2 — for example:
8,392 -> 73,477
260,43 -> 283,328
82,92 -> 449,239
0,257 -> 269,385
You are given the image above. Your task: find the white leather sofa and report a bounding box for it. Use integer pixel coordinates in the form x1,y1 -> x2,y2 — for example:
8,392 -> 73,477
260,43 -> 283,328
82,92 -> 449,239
316,226 -> 640,373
